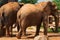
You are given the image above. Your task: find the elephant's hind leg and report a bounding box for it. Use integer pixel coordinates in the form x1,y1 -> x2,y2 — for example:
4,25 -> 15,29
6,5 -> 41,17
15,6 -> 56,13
16,26 -> 22,39
35,19 -> 43,37
6,25 -> 10,37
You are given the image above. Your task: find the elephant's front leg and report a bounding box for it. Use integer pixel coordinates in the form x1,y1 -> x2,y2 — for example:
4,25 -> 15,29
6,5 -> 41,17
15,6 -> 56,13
43,15 -> 48,35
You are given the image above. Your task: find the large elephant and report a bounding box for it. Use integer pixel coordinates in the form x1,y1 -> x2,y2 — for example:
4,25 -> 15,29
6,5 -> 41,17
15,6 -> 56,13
0,2 -> 24,37
16,1 -> 57,39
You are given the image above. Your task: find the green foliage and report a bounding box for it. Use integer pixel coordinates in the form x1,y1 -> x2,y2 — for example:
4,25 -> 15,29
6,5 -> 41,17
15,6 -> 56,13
20,0 -> 38,4
53,0 -> 60,10
0,0 -> 8,6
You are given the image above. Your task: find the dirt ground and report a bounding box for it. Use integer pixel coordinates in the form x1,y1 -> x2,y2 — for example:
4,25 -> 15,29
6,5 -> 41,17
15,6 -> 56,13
48,33 -> 60,40
0,27 -> 60,40
0,32 -> 60,40
0,36 -> 60,40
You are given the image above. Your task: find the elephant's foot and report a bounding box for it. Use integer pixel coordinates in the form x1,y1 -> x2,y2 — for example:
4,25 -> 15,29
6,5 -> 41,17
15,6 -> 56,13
16,35 -> 21,39
16,34 -> 27,39
21,36 -> 27,39
16,34 -> 21,39
10,34 -> 13,37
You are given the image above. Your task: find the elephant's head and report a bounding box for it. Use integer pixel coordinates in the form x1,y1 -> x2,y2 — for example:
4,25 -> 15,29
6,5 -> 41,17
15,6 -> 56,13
46,1 -> 57,14
41,1 -> 58,15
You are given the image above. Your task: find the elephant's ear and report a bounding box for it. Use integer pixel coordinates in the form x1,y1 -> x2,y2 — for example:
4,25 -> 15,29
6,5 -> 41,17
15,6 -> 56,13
43,1 -> 52,11
47,1 -> 57,9
19,3 -> 24,8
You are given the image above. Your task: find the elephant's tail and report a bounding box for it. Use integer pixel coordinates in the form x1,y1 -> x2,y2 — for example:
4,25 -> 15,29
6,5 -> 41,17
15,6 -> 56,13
19,3 -> 24,8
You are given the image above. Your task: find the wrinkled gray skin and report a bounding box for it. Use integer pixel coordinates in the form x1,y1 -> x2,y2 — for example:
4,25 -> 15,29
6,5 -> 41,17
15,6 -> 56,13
16,1 -> 58,39
0,2 -> 24,37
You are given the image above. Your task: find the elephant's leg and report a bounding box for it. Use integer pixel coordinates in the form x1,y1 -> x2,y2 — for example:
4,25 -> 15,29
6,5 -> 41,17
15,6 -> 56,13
35,25 -> 41,36
53,14 -> 59,32
16,27 -> 22,39
16,22 -> 22,39
22,27 -> 26,36
43,23 -> 47,35
6,26 -> 10,37
17,26 -> 26,38
35,20 -> 42,36
21,20 -> 27,38
43,15 -> 48,35
10,25 -> 13,37
16,20 -> 27,39
17,26 -> 27,39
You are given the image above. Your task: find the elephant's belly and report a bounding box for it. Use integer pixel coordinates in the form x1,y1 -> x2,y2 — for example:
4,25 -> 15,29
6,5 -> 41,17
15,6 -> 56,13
29,19 -> 41,26
21,11 -> 42,26
24,16 -> 42,26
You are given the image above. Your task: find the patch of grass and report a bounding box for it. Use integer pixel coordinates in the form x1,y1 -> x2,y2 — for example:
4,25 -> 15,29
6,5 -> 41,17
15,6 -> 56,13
47,28 -> 53,32
28,27 -> 33,30
40,27 -> 59,32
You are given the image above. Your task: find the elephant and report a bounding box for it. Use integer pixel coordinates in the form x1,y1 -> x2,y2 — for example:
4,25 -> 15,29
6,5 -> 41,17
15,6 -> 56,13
16,1 -> 57,39
36,2 -> 59,32
0,2 -> 24,37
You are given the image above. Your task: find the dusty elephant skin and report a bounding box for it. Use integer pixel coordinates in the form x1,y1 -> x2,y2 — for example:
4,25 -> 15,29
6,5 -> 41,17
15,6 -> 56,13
16,1 -> 58,39
0,2 -> 24,37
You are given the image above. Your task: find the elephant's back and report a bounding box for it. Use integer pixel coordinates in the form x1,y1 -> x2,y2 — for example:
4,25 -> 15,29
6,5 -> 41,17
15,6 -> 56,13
0,2 -> 20,16
4,2 -> 20,11
9,2 -> 20,11
36,2 -> 48,11
17,4 -> 43,26
17,4 -> 39,16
